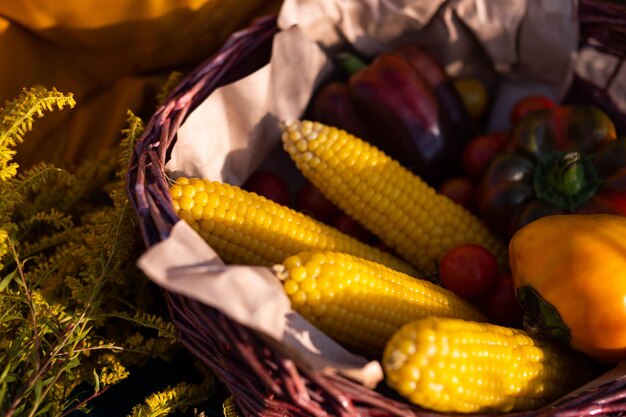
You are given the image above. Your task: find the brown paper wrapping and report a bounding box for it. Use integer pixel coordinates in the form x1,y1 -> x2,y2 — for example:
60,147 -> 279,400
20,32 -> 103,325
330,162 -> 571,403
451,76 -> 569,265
139,0 -> 581,389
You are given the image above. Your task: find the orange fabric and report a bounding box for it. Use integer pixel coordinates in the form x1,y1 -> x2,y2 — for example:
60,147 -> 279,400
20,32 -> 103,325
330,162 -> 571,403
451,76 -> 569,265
0,0 -> 282,169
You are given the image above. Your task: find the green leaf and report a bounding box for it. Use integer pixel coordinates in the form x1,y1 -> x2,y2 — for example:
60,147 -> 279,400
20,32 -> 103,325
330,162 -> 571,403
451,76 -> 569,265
2,314 -> 24,322
0,362 -> 11,384
0,381 -> 7,407
75,325 -> 93,341
0,268 -> 17,291
93,368 -> 100,393
41,375 -> 56,386
34,378 -> 43,403
66,356 -> 80,370
13,402 -> 26,415
34,401 -> 54,416
38,316 -> 58,335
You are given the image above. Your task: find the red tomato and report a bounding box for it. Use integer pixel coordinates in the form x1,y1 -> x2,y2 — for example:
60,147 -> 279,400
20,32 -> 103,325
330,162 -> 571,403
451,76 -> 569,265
332,214 -> 375,243
296,183 -> 341,223
478,275 -> 524,327
510,95 -> 556,126
439,244 -> 499,299
461,131 -> 509,181
438,177 -> 478,214
242,171 -> 291,206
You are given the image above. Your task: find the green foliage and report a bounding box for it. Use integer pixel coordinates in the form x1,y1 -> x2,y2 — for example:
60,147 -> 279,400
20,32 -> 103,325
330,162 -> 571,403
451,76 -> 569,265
128,379 -> 214,417
0,87 -> 75,182
0,88 -> 214,416
155,72 -> 183,107
222,397 -> 240,417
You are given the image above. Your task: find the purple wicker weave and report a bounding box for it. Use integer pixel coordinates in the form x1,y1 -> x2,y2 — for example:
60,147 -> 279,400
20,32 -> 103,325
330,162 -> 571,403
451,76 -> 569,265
126,3 -> 626,416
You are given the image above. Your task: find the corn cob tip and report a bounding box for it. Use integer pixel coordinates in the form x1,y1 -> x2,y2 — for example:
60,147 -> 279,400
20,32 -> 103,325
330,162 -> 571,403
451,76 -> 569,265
278,119 -> 300,134
280,120 -> 327,146
271,264 -> 287,280
383,348 -> 408,373
279,119 -> 299,131
277,120 -> 291,132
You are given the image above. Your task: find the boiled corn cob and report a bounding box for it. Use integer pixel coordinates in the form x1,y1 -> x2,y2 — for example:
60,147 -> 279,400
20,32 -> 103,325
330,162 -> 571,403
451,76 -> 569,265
383,317 -> 592,414
280,120 -> 507,277
274,251 -> 487,357
169,177 -> 417,275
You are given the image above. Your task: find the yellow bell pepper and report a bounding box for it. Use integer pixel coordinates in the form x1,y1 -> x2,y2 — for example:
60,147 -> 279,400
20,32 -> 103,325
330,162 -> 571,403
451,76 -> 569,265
509,213 -> 626,362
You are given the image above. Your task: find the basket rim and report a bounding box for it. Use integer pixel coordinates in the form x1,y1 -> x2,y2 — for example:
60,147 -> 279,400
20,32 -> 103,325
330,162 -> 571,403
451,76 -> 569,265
126,3 -> 626,416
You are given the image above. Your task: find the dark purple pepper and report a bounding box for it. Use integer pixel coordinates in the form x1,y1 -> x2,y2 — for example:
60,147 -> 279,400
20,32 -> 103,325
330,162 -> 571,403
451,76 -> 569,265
347,53 -> 458,186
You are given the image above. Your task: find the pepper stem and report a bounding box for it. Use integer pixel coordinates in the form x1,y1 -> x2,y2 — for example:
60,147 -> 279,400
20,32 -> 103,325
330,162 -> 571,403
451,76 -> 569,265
533,150 -> 600,211
336,52 -> 368,75
517,286 -> 570,344
547,152 -> 586,196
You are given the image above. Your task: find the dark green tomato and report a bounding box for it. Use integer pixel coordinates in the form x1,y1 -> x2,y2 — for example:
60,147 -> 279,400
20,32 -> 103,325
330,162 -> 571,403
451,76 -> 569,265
576,138 -> 626,216
516,200 -> 566,230
508,106 -> 616,160
593,139 -> 626,178
479,153 -> 535,188
477,154 -> 536,237
478,106 -> 626,237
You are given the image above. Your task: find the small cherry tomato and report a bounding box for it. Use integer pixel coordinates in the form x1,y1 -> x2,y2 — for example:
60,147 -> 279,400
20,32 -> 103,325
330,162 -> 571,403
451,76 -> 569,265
242,171 -> 291,206
461,131 -> 509,181
510,95 -> 556,126
438,177 -> 478,214
478,275 -> 524,327
439,244 -> 499,299
296,183 -> 341,223
454,78 -> 488,121
332,214 -> 375,243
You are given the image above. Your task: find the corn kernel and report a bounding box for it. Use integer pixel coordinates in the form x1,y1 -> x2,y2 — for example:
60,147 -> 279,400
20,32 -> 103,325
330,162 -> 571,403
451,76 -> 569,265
292,290 -> 307,305
179,210 -> 194,225
169,184 -> 183,200
289,266 -> 307,282
193,191 -> 209,206
178,196 -> 194,211
182,184 -> 196,198
283,279 -> 299,295
191,205 -> 204,220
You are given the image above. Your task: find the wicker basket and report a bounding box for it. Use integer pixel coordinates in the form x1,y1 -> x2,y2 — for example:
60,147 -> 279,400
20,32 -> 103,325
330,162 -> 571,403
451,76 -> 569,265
126,2 -> 626,416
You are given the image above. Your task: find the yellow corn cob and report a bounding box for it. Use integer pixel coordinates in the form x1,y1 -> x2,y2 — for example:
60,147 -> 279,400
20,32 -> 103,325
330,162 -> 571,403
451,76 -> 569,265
273,251 -> 487,357
280,120 -> 507,277
383,317 -> 592,414
169,177 -> 417,275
